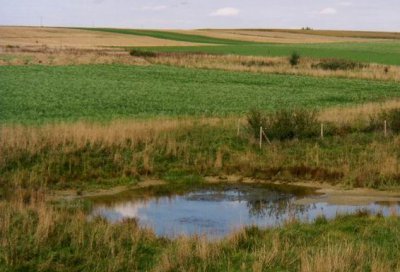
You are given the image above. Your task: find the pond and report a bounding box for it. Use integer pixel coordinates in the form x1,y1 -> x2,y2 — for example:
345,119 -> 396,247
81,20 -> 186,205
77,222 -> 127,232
90,183 -> 400,238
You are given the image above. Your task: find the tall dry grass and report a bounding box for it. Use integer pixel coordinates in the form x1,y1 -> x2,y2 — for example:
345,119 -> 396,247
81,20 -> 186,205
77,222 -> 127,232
2,103 -> 400,189
149,53 -> 400,82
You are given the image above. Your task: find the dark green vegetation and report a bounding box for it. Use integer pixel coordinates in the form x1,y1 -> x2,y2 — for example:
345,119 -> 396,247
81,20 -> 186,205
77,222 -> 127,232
2,195 -> 400,271
247,109 -> 319,140
369,108 -> 400,133
289,51 -> 301,66
312,58 -> 368,71
1,64 -> 400,124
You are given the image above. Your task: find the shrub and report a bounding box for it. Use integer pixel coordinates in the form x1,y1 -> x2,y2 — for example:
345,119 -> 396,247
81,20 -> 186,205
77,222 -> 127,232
246,109 -> 266,139
384,66 -> 390,74
129,49 -> 157,58
247,109 -> 319,140
312,59 -> 367,71
289,52 -> 300,66
368,109 -> 400,133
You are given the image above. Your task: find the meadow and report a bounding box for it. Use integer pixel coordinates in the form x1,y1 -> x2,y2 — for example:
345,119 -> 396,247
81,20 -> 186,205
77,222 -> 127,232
1,64 -> 400,124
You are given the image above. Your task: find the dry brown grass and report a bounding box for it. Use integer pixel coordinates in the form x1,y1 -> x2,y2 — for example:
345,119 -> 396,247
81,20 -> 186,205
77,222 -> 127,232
320,99 -> 400,123
149,53 -> 400,82
0,26 -> 202,49
0,117 -> 226,156
0,45 -> 148,66
1,100 -> 400,155
177,29 -> 383,43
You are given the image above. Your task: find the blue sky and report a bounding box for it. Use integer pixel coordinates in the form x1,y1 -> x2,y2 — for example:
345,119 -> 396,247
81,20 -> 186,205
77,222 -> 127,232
0,0 -> 399,31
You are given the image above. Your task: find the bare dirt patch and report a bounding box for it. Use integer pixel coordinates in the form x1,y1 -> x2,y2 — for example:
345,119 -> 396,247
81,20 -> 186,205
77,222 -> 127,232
51,175 -> 400,206
204,176 -> 400,206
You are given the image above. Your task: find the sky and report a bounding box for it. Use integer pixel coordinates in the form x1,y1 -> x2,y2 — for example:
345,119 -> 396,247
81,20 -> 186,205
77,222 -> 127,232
0,0 -> 399,31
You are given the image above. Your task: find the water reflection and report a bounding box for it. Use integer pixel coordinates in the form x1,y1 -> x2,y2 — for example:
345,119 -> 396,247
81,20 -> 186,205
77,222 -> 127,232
90,185 -> 400,238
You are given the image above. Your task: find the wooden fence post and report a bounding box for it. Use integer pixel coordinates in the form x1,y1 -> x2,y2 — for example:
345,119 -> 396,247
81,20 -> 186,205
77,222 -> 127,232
259,127 -> 263,149
237,119 -> 240,137
384,120 -> 387,137
320,123 -> 324,139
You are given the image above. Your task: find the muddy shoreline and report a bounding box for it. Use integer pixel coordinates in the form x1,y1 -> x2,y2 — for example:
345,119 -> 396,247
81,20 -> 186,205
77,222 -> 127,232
47,175 -> 400,206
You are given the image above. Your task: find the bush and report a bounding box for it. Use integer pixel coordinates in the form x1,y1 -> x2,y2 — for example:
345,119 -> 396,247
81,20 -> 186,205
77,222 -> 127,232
247,109 -> 319,140
247,109 -> 266,139
289,52 -> 300,66
312,59 -> 367,71
129,49 -> 157,58
367,109 -> 400,133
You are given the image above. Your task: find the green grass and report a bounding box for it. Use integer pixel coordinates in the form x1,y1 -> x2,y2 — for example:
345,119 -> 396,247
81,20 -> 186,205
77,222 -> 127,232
78,27 -> 253,45
140,42 -> 400,65
1,64 -> 400,124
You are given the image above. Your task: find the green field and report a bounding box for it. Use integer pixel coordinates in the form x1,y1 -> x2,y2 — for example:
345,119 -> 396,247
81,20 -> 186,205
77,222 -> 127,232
1,64 -> 400,124
81,28 -> 400,65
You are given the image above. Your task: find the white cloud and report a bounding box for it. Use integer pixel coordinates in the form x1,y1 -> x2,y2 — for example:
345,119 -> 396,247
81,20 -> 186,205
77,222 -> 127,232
210,7 -> 239,17
319,7 -> 337,15
142,5 -> 167,11
339,2 -> 352,6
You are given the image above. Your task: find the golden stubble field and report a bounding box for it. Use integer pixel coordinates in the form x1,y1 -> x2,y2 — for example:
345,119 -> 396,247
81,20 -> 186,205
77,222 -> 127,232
0,26 -> 203,48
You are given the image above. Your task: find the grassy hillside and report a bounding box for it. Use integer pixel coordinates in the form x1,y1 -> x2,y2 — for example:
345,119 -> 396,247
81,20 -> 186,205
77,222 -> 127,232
1,64 -> 400,124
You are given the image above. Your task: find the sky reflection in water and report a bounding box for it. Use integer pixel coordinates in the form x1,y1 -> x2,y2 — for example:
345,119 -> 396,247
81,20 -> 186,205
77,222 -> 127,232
91,186 -> 400,238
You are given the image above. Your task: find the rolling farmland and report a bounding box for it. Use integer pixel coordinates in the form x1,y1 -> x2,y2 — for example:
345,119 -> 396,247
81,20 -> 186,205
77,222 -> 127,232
2,25 -> 400,272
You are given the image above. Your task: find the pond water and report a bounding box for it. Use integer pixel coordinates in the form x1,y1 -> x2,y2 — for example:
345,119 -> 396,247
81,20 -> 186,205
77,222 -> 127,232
90,184 -> 400,238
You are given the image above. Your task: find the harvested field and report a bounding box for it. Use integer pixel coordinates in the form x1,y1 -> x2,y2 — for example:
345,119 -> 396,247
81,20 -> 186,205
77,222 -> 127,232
0,26 -> 202,49
0,46 -> 148,66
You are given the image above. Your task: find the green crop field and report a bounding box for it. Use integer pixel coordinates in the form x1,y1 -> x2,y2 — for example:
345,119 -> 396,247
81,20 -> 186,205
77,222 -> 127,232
1,64 -> 399,124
